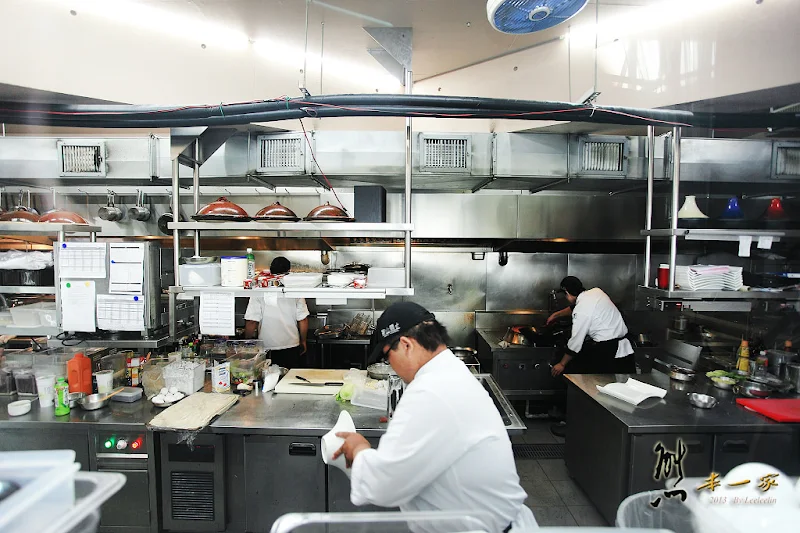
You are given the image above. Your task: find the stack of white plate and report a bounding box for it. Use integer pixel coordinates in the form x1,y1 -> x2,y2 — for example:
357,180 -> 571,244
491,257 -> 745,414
675,265 -> 743,291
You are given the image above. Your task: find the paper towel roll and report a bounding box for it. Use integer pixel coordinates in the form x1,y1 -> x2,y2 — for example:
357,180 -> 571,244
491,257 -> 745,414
321,410 -> 356,476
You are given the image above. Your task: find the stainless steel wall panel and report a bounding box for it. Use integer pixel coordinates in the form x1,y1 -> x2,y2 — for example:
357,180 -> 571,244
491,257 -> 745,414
486,253 -> 568,310
411,194 -> 518,238
407,253 -> 486,312
313,131 -> 405,176
567,254 -> 637,309
679,138 -> 773,182
494,133 -> 569,177
517,195 -> 645,240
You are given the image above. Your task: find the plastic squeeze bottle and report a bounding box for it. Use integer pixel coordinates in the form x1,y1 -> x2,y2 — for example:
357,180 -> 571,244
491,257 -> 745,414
67,352 -> 92,394
54,377 -> 70,416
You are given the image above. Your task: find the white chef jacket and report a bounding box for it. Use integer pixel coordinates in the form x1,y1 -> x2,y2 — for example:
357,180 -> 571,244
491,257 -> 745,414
568,287 -> 633,359
243,294 -> 309,350
350,349 -> 538,532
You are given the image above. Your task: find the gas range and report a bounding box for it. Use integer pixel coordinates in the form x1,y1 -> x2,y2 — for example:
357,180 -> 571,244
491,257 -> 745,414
476,329 -> 566,399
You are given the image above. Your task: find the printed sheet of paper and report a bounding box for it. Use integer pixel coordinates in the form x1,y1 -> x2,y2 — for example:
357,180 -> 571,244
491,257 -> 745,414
757,236 -> 774,250
109,243 -> 145,294
60,280 -> 96,332
200,292 -> 235,336
97,294 -> 145,332
738,235 -> 752,257
57,242 -> 106,279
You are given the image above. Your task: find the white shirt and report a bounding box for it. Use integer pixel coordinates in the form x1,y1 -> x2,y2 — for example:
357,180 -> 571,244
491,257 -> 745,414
350,349 -> 537,532
568,287 -> 633,359
243,294 -> 309,350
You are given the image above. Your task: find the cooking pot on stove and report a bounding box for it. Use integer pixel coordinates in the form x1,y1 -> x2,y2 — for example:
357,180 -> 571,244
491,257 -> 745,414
503,327 -> 532,346
341,262 -> 370,274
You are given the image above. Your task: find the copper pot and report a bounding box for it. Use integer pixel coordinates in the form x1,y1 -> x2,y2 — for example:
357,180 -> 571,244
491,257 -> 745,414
304,202 -> 353,221
0,210 -> 39,223
39,209 -> 88,224
254,201 -> 299,221
196,196 -> 249,218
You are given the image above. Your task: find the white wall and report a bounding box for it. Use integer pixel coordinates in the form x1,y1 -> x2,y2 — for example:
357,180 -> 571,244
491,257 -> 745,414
0,0 -> 798,134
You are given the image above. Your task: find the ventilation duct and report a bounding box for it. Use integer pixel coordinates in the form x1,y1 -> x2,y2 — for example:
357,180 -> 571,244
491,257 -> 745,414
773,143 -> 800,178
419,134 -> 472,173
577,136 -> 629,176
57,140 -> 107,177
256,134 -> 306,174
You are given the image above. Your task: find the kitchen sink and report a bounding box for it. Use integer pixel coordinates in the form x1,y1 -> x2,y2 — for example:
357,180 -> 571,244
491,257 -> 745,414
475,373 -> 526,434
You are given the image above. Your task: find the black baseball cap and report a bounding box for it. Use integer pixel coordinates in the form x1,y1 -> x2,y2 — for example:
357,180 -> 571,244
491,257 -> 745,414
368,302 -> 435,363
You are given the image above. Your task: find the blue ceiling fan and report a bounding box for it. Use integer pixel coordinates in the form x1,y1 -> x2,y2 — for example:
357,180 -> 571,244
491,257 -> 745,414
487,0 -> 590,34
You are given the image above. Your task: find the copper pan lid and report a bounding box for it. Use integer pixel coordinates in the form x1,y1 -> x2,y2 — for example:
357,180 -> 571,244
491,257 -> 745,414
304,202 -> 353,221
197,196 -> 249,217
0,210 -> 40,222
39,209 -> 88,224
255,202 -> 299,220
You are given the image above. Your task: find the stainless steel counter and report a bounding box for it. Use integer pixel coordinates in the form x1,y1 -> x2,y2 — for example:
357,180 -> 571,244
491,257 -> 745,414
565,371 -> 797,434
0,395 -> 157,430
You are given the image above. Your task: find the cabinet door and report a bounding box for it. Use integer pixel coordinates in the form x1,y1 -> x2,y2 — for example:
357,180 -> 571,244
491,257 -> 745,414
327,437 -> 398,513
629,434 -> 713,494
713,432 -> 797,476
244,436 -> 326,532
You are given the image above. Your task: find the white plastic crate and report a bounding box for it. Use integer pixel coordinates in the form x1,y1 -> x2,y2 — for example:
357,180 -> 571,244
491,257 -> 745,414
0,450 -> 80,533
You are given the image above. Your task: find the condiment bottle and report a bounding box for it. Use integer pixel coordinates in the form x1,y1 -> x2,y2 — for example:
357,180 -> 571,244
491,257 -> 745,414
736,340 -> 751,373
67,353 -> 92,394
246,248 -> 256,279
54,377 -> 70,416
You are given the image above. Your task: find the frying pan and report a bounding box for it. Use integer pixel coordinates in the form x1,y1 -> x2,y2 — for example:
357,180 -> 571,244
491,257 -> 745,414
513,324 -> 567,346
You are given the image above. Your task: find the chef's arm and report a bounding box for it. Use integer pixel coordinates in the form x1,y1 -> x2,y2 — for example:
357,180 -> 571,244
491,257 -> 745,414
350,389 -> 460,508
547,306 -> 572,325
244,320 -> 259,339
297,317 -> 308,354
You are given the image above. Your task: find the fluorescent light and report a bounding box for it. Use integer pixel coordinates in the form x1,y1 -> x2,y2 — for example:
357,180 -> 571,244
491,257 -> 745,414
46,0 -> 250,50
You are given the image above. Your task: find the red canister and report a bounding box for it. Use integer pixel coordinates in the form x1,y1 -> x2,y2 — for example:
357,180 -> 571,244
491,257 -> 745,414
657,264 -> 670,289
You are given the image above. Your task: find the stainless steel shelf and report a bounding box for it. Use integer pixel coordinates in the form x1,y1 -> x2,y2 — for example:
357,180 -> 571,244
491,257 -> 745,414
168,221 -> 413,235
0,286 -> 56,294
0,222 -> 101,235
171,285 -> 414,300
46,326 -> 197,349
638,286 -> 800,300
641,229 -> 799,239
0,326 -> 61,336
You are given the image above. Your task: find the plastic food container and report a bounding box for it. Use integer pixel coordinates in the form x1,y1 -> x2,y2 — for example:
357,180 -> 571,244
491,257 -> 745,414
227,351 -> 267,385
0,366 -> 16,395
179,262 -> 221,287
10,304 -> 42,327
13,369 -> 37,397
163,360 -> 206,395
281,272 -> 323,288
0,450 -> 81,533
110,386 -> 143,403
351,380 -> 389,411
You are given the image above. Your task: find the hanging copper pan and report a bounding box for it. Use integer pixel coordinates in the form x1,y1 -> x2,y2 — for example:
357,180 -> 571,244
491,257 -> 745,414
253,201 -> 300,222
304,202 -> 354,222
0,210 -> 39,223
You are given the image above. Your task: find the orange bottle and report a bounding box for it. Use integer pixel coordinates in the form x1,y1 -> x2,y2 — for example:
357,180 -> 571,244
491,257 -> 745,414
67,352 -> 92,394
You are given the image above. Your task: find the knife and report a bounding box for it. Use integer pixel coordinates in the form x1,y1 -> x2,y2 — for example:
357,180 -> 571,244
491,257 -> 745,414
295,381 -> 344,387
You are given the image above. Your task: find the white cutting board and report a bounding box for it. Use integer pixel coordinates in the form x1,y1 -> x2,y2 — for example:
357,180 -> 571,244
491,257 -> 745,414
274,368 -> 347,395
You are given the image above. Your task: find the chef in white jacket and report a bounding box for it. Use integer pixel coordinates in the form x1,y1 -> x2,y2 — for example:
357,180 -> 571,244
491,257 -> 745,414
333,302 -> 537,532
548,276 -> 635,376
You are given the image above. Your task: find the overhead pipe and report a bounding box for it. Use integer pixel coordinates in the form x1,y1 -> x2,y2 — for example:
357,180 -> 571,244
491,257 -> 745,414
1,95 -> 797,129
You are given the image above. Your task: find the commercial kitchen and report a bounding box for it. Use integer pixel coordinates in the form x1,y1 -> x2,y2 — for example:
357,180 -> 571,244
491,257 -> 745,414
1,1 -> 800,532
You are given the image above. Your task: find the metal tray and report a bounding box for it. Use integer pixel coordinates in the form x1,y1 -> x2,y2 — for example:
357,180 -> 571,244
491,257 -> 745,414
192,214 -> 252,222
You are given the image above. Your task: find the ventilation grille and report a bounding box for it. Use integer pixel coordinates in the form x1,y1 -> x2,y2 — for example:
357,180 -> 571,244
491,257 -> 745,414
57,141 -> 106,176
776,146 -> 800,177
170,471 -> 215,522
420,135 -> 472,172
581,141 -> 625,173
257,135 -> 305,173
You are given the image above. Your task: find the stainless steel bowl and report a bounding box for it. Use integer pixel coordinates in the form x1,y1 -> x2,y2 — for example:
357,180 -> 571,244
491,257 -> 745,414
77,391 -> 119,411
710,377 -> 736,390
67,392 -> 86,408
735,380 -> 773,398
688,393 -> 718,409
669,365 -> 696,382
367,362 -> 396,380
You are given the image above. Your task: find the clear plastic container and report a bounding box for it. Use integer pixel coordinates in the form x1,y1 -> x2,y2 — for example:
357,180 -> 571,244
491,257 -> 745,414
616,490 -> 697,533
0,450 -> 80,533
351,380 -> 389,411
13,368 -> 37,397
0,365 -> 16,395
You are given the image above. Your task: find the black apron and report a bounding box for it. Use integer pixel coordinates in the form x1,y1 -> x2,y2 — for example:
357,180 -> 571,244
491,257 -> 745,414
561,337 -> 636,374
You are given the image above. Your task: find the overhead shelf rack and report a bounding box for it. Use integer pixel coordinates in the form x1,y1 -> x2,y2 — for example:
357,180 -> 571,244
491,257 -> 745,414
171,286 -> 414,301
0,326 -> 61,336
641,229 -> 797,241
637,286 -> 800,301
0,222 -> 101,236
168,221 -> 413,237
0,286 -> 56,294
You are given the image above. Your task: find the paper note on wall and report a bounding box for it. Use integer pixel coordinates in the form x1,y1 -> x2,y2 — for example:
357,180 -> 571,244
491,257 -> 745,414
738,235 -> 752,257
97,294 -> 145,332
57,242 -> 106,279
109,243 -> 145,294
199,292 -> 235,336
757,236 -> 774,250
60,280 -> 96,332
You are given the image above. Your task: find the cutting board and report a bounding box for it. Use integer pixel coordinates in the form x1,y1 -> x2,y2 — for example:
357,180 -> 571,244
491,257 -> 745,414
736,398 -> 800,423
148,392 -> 239,431
274,368 -> 347,395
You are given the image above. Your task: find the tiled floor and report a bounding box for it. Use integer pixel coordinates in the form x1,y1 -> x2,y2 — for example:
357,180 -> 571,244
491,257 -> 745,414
514,420 -> 608,527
